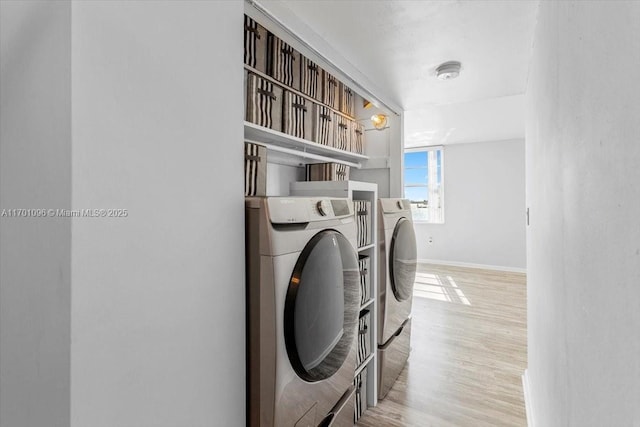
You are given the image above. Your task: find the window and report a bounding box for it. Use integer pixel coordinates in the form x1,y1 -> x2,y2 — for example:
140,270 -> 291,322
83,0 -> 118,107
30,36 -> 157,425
404,147 -> 444,223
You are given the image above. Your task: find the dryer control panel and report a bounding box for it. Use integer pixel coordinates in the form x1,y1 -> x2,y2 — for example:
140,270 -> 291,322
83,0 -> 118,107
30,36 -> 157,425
379,198 -> 411,214
267,197 -> 354,224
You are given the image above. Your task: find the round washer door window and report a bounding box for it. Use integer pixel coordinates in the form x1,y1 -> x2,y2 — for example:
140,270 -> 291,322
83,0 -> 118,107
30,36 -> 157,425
285,230 -> 360,383
390,217 -> 417,301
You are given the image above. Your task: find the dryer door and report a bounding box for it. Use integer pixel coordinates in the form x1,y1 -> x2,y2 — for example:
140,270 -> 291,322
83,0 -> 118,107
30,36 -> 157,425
389,217 -> 417,301
285,230 -> 360,382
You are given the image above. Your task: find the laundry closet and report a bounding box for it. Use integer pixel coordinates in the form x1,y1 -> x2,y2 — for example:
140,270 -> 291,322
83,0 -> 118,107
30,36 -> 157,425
243,2 -> 416,426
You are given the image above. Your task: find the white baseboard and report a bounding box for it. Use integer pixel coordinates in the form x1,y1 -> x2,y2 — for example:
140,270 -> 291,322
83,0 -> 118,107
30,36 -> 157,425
522,369 -> 534,427
417,258 -> 527,274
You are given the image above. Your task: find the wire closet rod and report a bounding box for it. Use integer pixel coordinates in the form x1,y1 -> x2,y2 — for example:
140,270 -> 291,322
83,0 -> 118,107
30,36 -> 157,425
244,138 -> 361,169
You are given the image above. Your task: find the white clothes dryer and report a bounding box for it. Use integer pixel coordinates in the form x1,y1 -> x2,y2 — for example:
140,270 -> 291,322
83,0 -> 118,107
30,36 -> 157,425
377,198 -> 417,400
246,197 -> 360,427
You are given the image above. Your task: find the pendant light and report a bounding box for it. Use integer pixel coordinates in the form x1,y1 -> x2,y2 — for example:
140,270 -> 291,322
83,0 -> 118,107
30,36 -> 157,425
370,114 -> 388,130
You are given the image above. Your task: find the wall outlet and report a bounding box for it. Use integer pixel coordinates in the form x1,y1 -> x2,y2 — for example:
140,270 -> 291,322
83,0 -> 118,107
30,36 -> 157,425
428,236 -> 433,244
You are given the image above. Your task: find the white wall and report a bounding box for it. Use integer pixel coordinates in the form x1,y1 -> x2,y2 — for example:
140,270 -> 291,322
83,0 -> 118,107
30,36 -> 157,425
2,2 -> 245,427
267,163 -> 303,196
70,2 -> 245,426
351,122 -> 392,198
526,2 -> 640,425
415,139 -> 526,270
350,102 -> 402,198
0,2 -> 71,426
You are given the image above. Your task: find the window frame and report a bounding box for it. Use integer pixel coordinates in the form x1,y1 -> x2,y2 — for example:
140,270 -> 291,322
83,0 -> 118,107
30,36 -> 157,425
403,146 -> 445,224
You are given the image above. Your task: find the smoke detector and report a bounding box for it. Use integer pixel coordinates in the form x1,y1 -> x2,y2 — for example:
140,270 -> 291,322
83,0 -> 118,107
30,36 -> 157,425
436,61 -> 461,80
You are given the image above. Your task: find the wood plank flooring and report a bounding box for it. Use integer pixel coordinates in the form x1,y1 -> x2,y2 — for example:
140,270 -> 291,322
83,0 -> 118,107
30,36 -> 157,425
358,264 -> 527,427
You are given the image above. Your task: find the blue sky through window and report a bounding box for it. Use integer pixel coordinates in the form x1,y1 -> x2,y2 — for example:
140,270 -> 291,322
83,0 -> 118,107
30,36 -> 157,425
405,168 -> 428,185
404,151 -> 427,168
404,148 -> 444,223
404,186 -> 428,201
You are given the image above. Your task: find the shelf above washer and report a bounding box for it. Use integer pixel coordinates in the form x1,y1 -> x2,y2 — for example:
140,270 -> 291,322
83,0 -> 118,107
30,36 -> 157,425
245,122 -> 368,168
358,243 -> 375,252
360,298 -> 375,311
355,353 -> 375,378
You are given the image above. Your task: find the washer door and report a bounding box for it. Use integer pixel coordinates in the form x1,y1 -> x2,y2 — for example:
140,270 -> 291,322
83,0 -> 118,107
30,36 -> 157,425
285,230 -> 360,383
389,218 -> 417,301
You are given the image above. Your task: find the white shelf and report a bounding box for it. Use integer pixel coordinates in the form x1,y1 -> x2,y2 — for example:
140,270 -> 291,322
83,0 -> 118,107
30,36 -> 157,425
290,179 -> 377,197
358,243 -> 375,252
245,122 -> 367,168
354,353 -> 375,378
360,298 -> 374,311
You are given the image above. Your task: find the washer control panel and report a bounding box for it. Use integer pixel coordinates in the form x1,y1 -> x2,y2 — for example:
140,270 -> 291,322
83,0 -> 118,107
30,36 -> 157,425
268,197 -> 354,224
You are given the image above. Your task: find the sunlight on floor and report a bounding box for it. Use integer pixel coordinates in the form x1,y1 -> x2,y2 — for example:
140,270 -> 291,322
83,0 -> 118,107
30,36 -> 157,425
413,272 -> 471,305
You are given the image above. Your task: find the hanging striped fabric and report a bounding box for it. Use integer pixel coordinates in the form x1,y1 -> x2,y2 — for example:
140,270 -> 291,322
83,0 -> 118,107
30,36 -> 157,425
354,373 -> 360,423
335,115 -> 350,151
355,200 -> 371,247
359,255 -> 370,305
364,200 -> 371,245
340,83 -> 355,117
305,163 -> 350,181
244,142 -> 266,197
283,91 -> 312,140
300,56 -> 321,100
246,73 -> 283,132
245,143 -> 255,196
323,71 -> 340,109
244,15 -> 268,73
355,201 -> 361,247
312,105 -> 334,147
268,35 -> 300,88
354,367 -> 368,421
356,310 -> 371,367
351,121 -> 365,154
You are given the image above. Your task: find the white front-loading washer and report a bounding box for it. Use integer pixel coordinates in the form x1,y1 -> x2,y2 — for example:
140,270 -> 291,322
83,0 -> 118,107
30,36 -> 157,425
377,198 -> 417,400
246,197 -> 360,427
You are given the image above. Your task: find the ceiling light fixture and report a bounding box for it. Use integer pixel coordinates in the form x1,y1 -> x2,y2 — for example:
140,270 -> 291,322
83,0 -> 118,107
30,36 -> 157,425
370,114 -> 388,130
436,61 -> 462,80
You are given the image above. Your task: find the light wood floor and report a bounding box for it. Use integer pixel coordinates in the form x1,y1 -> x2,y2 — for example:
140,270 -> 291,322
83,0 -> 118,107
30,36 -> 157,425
358,264 -> 527,427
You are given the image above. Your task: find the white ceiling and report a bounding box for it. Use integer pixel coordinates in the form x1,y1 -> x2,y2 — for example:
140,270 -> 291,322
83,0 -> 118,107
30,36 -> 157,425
403,94 -> 525,147
273,0 -> 539,145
